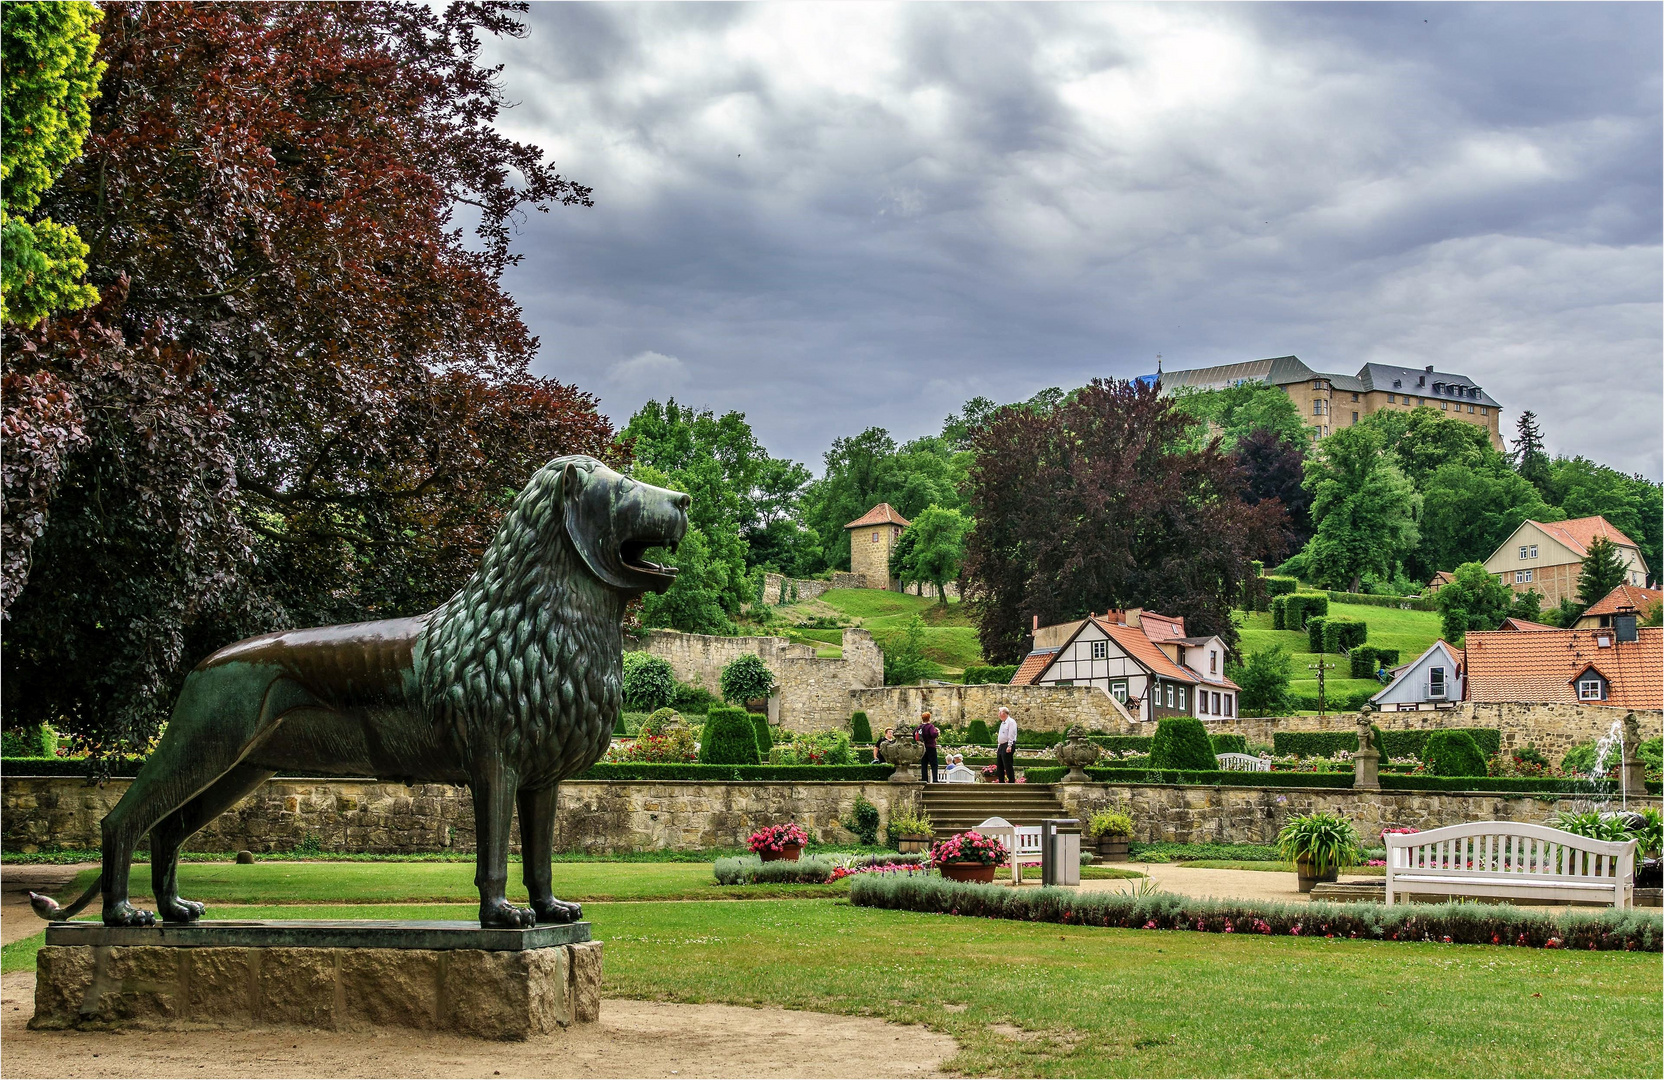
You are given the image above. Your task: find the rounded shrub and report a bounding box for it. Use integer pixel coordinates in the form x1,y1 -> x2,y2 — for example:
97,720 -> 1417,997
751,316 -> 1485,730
720,653 -> 777,705
966,719 -> 993,745
1149,717 -> 1216,771
1370,723 -> 1388,761
622,652 -> 678,712
641,707 -> 681,737
698,706 -> 763,765
1423,730 -> 1487,777
850,711 -> 873,744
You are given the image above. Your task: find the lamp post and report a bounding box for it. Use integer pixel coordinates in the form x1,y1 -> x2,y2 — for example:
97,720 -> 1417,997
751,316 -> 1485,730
1307,658 -> 1337,717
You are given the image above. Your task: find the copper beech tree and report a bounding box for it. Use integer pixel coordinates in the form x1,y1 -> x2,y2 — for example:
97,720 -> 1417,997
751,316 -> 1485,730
2,2 -> 615,757
961,380 -> 1290,664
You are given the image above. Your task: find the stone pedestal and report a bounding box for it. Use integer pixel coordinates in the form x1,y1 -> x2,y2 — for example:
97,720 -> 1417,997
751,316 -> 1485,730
31,920 -> 600,1040
1352,717 -> 1380,790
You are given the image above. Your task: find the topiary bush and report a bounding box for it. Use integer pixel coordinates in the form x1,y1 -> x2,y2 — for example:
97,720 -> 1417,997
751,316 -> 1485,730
641,707 -> 681,737
1306,616 -> 1329,654
1323,618 -> 1368,654
1209,733 -> 1249,756
1270,595 -> 1288,631
1283,593 -> 1329,631
848,795 -> 881,845
720,653 -> 777,705
751,714 -> 773,756
697,706 -> 762,765
961,664 -> 1018,684
850,711 -> 873,743
966,719 -> 993,745
1350,647 -> 1379,679
1149,717 -> 1216,771
1423,730 -> 1487,777
622,652 -> 678,712
1264,576 -> 1299,598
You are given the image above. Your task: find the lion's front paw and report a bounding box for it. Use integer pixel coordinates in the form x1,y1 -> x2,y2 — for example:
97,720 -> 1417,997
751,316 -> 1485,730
532,897 -> 583,925
103,901 -> 156,927
160,898 -> 206,924
480,899 -> 536,929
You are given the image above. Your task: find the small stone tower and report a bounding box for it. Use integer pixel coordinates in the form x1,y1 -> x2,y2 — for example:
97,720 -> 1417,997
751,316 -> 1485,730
845,504 -> 909,589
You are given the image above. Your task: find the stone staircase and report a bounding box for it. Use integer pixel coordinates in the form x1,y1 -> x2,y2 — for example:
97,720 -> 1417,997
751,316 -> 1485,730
919,784 -> 1069,834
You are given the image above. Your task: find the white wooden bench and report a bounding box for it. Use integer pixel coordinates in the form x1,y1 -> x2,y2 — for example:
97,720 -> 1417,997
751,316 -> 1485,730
1215,753 -> 1271,772
1385,821 -> 1637,909
975,818 -> 1043,884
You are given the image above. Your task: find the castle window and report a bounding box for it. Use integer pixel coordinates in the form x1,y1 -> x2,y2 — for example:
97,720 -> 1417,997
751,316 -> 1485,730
872,530 -> 880,543
1351,392 -> 1359,402
1091,639 -> 1107,659
1352,411 -> 1359,424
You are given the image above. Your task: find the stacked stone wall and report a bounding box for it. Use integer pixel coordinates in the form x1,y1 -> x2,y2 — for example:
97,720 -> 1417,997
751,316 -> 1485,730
9,774 -> 1653,856
850,683 -> 1135,735
1204,703 -> 1662,761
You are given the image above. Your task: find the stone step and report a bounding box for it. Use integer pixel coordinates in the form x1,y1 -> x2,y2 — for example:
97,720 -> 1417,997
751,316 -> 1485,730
920,783 -> 1068,830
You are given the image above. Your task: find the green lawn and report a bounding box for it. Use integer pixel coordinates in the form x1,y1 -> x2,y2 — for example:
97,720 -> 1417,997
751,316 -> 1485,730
10,863 -> 1659,1077
801,588 -> 984,671
1236,602 -> 1443,706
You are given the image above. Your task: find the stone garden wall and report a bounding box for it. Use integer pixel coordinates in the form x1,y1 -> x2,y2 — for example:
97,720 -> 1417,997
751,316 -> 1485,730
850,683 -> 1136,735
759,571 -> 879,604
9,773 -> 1655,856
1055,781 -> 1663,846
1205,703 -> 1663,761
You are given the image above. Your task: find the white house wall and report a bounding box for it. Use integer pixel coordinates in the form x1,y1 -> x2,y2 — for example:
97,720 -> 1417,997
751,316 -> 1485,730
1374,642 -> 1462,708
1037,623 -> 1154,720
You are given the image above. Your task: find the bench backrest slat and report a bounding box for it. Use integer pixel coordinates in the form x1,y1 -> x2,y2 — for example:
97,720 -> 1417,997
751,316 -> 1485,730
1386,821 -> 1636,882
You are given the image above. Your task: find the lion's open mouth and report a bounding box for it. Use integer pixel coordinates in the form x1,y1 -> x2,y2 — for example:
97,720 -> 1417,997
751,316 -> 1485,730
620,538 -> 679,579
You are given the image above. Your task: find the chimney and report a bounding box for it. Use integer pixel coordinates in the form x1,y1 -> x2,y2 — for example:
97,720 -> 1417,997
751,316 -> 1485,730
1425,365 -> 1434,373
1032,614 -> 1040,632
1126,607 -> 1143,627
1615,609 -> 1639,643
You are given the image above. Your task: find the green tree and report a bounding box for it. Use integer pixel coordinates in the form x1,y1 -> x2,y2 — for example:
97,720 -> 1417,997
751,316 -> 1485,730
1512,410 -> 1550,493
719,653 -> 776,705
1169,383 -> 1311,452
1418,462 -> 1560,575
1228,646 -> 1293,717
1542,456 -> 1661,580
1380,407 -> 1497,489
1435,562 -> 1514,643
1,0 -> 104,326
1577,535 -> 1629,609
621,652 -> 678,712
882,613 -> 940,686
890,504 -> 969,604
1299,425 -> 1421,592
636,525 -> 736,635
1510,589 -> 1545,623
801,426 -> 968,571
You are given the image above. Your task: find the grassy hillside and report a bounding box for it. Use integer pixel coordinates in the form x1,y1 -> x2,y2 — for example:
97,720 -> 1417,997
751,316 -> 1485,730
1235,601 -> 1444,707
765,588 -> 984,673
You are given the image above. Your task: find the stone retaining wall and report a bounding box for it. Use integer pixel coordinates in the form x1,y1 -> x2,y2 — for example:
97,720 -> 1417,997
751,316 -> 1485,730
636,628 -> 883,731
850,683 -> 1136,735
1206,703 -> 1663,761
1055,781 -> 1662,845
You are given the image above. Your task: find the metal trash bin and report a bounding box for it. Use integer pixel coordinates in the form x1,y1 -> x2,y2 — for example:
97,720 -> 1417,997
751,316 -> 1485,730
1041,818 -> 1081,887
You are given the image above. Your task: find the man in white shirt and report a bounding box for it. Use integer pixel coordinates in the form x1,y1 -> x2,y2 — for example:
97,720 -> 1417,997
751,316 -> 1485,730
995,706 -> 1018,783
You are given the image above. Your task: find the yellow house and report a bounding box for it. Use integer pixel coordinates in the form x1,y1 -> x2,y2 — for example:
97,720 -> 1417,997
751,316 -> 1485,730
1482,516 -> 1649,608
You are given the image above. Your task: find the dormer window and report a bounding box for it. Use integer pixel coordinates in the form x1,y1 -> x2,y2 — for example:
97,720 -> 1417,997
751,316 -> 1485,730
1578,676 -> 1606,700
1393,379 -> 1402,388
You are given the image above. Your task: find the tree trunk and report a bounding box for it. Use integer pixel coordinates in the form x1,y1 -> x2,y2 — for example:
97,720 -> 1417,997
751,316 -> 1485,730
936,580 -> 947,605
1348,575 -> 1361,594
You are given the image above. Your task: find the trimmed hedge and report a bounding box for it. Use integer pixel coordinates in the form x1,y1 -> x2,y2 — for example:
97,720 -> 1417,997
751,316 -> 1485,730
1323,618 -> 1367,654
1149,717 -> 1215,771
850,711 -> 872,744
698,706 -> 763,765
848,875 -> 1663,952
1025,764 -> 1660,795
1286,688 -> 1378,712
1324,590 -> 1436,612
1264,576 -> 1299,598
965,719 -> 992,744
1,756 -> 147,777
751,714 -> 773,756
1086,767 -> 1354,788
1272,728 -> 1502,759
1377,775 -> 1661,796
1306,616 -> 1328,654
962,664 -> 1018,684
1270,595 -> 1286,630
714,854 -> 835,884
1349,646 -> 1401,679
579,763 -> 892,781
1282,593 -> 1329,631
1209,733 -> 1249,756
1424,730 -> 1486,777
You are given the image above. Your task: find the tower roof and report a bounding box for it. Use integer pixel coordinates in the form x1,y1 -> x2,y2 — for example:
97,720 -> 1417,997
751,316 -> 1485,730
845,504 -> 911,530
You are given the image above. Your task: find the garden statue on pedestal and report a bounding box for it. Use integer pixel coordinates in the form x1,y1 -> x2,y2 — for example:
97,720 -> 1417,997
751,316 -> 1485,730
1053,725 -> 1101,782
882,724 -> 926,782
32,456 -> 689,930
1352,715 -> 1380,790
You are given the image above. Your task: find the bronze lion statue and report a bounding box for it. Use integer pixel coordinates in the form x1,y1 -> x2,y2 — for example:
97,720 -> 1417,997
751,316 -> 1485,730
31,456 -> 688,929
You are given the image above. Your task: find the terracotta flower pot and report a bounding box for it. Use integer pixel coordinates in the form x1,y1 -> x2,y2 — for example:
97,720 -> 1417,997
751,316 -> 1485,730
759,845 -> 803,863
938,861 -> 997,884
1097,835 -> 1130,862
1295,857 -> 1338,893
897,834 -> 931,854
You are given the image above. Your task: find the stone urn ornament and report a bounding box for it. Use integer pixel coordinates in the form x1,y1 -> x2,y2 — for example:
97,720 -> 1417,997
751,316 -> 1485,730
882,725 -> 926,782
1053,726 -> 1101,783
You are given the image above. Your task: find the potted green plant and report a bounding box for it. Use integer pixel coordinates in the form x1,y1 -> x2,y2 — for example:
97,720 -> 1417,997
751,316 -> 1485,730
1276,811 -> 1362,892
889,800 -> 935,854
1086,808 -> 1134,861
930,830 -> 1008,883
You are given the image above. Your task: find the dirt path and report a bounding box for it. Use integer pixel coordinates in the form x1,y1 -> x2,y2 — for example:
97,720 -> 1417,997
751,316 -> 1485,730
1,864 -> 87,946
1075,863 -> 1371,903
0,972 -> 955,1079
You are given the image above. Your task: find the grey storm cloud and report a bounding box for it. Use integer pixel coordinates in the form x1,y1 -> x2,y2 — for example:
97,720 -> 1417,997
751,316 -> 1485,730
480,2 -> 1662,478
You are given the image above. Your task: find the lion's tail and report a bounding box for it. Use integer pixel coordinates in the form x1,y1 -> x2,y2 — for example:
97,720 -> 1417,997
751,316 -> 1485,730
29,880 -> 100,921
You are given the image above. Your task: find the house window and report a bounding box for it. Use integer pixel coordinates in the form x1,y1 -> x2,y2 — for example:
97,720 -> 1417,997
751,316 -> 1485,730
1313,400 -> 1325,416
1211,691 -> 1221,714
1198,693 -> 1209,715
1091,639 -> 1107,660
1164,684 -> 1175,708
1440,401 -> 1447,410
1223,694 -> 1233,717
1209,651 -> 1218,674
1417,397 -> 1424,406
1519,545 -> 1528,559
1481,407 -> 1487,416
1352,411 -> 1359,424
1529,545 -> 1537,558
1351,393 -> 1359,402
1110,681 -> 1127,703
1387,393 -> 1395,403
1578,678 -> 1604,701
1429,667 -> 1446,697
1177,687 -> 1187,710
1468,404 -> 1475,413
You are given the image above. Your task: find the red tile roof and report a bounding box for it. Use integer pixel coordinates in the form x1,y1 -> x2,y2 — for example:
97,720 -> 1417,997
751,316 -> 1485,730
1463,627 -> 1662,709
1138,611 -> 1186,642
844,503 -> 911,529
1498,617 -> 1559,632
1094,619 -> 1198,683
1583,584 -> 1663,618
1534,515 -> 1640,557
1011,649 -> 1058,686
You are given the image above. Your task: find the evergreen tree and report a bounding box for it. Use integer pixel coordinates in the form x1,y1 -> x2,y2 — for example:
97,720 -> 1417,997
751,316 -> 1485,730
1512,411 -> 1551,492
1577,536 -> 1628,608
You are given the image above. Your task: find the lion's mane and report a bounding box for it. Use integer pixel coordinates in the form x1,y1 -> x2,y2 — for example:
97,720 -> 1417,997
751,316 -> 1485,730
417,456 -> 624,786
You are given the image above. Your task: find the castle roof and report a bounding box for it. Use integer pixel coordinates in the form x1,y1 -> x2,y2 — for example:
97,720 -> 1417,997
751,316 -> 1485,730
845,504 -> 911,530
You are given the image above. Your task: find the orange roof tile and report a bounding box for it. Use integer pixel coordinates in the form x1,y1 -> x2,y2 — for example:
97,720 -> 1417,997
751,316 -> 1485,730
1011,649 -> 1057,686
1094,619 -> 1198,683
844,503 -> 911,529
1138,611 -> 1186,642
1498,617 -> 1559,632
1533,515 -> 1640,557
1583,584 -> 1663,618
1463,627 -> 1662,709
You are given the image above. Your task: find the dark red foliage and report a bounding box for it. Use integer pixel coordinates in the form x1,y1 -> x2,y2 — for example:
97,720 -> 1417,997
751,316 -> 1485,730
961,380 -> 1288,664
1233,426 -> 1312,550
2,2 -> 615,755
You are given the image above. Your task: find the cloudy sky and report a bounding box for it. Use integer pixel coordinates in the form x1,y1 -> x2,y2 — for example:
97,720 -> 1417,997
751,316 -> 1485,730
481,2 -> 1663,479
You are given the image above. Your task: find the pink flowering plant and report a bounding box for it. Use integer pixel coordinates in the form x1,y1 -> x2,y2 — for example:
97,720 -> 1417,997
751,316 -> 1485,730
930,829 -> 1009,866
747,822 -> 809,855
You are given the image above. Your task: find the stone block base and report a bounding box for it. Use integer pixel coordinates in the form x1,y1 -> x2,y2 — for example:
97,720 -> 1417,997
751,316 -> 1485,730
31,939 -> 602,1040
